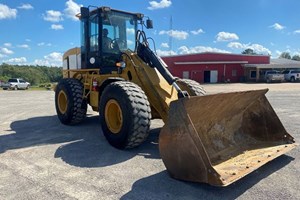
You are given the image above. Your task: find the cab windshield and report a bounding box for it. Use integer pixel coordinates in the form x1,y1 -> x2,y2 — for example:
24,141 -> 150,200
102,11 -> 137,52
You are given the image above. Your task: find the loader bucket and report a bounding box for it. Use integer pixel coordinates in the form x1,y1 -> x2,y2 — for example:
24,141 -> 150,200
159,89 -> 297,186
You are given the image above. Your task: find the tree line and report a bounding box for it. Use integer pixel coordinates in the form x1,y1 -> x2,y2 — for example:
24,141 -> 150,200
241,48 -> 300,61
0,63 -> 62,86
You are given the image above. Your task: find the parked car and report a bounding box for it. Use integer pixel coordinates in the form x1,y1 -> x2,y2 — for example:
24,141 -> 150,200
262,70 -> 285,83
1,78 -> 30,90
282,69 -> 300,82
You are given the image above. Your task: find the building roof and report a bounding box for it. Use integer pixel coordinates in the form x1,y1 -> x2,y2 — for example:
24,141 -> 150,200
244,58 -> 300,69
162,51 -> 269,58
174,61 -> 249,65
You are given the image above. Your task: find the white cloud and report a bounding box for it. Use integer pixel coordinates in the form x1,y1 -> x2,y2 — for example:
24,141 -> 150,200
148,0 -> 172,10
44,52 -> 62,62
18,3 -> 33,10
127,40 -> 134,46
0,54 -> 7,58
0,4 -> 17,20
161,43 -> 169,48
293,30 -> 300,34
156,49 -> 176,56
275,50 -> 282,57
64,0 -> 82,21
126,28 -> 135,35
191,29 -> 204,35
37,42 -> 52,46
178,45 -> 230,54
269,23 -> 285,30
51,24 -> 64,30
0,47 -> 14,54
216,32 -> 239,42
292,50 -> 300,56
250,44 -> 271,55
4,57 -> 27,63
34,59 -> 51,66
3,43 -> 12,47
17,44 -> 30,49
227,42 -> 246,49
159,30 -> 189,40
227,42 -> 271,55
34,52 -> 62,66
43,10 -> 63,22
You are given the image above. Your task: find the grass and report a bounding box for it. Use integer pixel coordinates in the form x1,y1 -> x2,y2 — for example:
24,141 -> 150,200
28,86 -> 53,91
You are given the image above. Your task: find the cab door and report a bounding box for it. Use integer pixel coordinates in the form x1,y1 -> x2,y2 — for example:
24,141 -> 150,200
19,79 -> 26,89
87,14 -> 100,68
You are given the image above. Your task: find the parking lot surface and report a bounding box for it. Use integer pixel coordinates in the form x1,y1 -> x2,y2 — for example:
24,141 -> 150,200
0,83 -> 299,200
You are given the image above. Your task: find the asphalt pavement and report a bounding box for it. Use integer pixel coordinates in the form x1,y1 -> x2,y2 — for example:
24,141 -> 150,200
0,83 -> 299,200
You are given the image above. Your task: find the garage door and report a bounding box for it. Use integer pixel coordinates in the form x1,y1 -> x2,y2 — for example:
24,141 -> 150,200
210,70 -> 218,83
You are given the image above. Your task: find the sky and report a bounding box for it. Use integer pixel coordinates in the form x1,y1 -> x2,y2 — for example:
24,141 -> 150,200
0,0 -> 300,66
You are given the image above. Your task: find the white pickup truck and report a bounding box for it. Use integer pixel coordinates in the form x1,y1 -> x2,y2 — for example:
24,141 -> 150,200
262,70 -> 285,83
1,78 -> 30,90
282,69 -> 300,82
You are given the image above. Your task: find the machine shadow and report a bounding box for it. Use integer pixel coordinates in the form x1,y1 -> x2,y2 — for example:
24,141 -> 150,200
54,126 -> 161,168
1,115 -> 77,154
121,155 -> 294,200
1,115 -> 161,167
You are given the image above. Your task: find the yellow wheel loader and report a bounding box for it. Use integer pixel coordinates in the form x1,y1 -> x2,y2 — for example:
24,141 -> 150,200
55,6 -> 297,186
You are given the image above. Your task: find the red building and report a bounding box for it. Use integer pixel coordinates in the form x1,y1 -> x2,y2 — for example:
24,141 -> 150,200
162,52 -> 270,83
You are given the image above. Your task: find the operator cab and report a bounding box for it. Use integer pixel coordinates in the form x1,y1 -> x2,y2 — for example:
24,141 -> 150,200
79,6 -> 151,73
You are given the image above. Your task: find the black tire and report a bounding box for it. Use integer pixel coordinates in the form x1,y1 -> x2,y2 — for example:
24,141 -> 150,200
176,79 -> 206,96
99,81 -> 151,149
290,76 -> 295,82
55,78 -> 87,125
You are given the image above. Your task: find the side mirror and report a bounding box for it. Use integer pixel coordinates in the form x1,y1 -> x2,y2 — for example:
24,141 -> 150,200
80,7 -> 89,19
146,19 -> 153,29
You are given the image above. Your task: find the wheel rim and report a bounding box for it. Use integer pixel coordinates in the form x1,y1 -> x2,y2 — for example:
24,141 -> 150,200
58,90 -> 68,114
105,99 -> 123,134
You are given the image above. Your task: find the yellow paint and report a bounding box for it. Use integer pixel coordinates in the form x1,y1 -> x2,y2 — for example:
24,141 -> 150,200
105,99 -> 123,134
90,91 -> 99,108
57,90 -> 68,114
62,50 -> 179,122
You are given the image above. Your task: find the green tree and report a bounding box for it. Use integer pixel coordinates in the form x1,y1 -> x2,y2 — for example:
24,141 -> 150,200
242,48 -> 257,55
0,64 -> 62,85
292,55 -> 300,61
279,52 -> 291,59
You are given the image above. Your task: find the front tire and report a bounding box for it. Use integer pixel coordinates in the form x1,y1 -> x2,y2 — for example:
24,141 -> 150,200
55,78 -> 87,125
99,81 -> 151,149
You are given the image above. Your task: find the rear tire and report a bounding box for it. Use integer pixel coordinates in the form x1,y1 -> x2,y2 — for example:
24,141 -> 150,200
55,78 -> 87,125
99,81 -> 151,149
176,79 -> 206,96
290,76 -> 295,82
